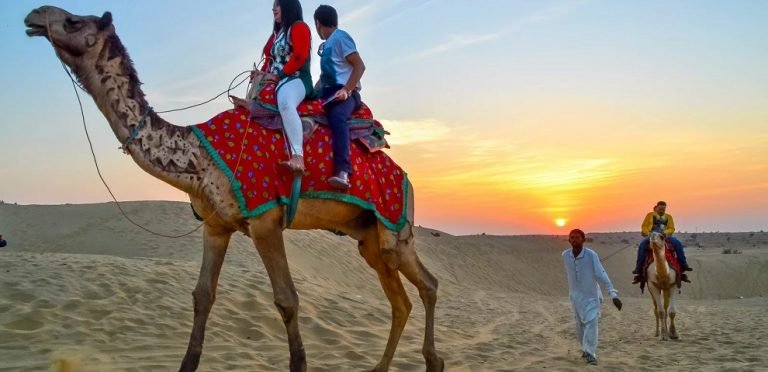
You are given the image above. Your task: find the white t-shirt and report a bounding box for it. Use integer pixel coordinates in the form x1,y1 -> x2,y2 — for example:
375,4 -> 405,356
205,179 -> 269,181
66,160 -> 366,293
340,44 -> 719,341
319,29 -> 361,90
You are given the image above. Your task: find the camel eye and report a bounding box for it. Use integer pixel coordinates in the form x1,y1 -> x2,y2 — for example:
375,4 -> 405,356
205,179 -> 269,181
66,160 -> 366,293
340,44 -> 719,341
63,18 -> 83,33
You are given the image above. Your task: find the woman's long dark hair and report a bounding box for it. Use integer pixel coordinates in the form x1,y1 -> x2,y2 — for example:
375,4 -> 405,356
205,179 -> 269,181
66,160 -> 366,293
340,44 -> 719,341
273,0 -> 304,33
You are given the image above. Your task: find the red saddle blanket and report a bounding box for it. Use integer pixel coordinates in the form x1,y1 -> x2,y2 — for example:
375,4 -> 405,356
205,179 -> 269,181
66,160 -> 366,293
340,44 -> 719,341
191,108 -> 408,231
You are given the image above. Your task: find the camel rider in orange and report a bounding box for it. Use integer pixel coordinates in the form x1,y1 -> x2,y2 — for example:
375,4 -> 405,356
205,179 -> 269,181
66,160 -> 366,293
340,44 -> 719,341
632,201 -> 692,284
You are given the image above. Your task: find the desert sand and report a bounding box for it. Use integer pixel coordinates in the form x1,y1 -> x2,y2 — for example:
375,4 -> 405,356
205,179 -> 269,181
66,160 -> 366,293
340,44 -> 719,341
1,201 -> 767,371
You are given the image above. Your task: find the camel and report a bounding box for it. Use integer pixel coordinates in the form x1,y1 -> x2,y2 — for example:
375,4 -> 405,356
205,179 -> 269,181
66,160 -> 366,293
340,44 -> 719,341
645,232 -> 679,341
24,6 -> 443,372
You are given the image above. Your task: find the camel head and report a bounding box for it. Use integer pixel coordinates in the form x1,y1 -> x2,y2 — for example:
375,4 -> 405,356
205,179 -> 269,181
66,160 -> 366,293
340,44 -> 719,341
24,5 -> 148,134
25,6 -> 113,71
649,231 -> 666,252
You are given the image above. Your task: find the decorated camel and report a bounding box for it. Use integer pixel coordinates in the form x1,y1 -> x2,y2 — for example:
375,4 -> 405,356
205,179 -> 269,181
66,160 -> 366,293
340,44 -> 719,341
24,6 -> 443,372
645,231 -> 679,341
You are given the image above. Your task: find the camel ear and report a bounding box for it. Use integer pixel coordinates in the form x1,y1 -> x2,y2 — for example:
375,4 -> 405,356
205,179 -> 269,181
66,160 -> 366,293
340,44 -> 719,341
98,11 -> 113,30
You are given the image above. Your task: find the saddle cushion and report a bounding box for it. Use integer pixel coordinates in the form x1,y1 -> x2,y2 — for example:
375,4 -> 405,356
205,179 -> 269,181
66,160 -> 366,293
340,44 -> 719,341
249,80 -> 387,152
191,108 -> 408,231
254,81 -> 374,121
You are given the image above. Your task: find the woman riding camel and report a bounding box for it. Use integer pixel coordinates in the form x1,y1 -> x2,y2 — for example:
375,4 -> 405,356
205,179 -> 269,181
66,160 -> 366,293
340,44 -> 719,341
234,0 -> 313,173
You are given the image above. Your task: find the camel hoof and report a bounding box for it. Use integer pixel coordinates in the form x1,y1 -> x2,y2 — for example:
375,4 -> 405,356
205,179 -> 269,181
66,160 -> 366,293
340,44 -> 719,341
426,357 -> 445,372
670,334 -> 679,340
370,362 -> 388,372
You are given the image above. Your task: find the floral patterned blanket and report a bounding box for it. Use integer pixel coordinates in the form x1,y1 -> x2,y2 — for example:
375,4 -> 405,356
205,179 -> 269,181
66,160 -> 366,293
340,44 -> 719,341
191,108 -> 408,230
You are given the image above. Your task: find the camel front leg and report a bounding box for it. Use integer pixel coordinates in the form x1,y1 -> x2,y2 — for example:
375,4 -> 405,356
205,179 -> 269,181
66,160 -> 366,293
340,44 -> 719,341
395,237 -> 443,372
648,286 -> 660,338
180,225 -> 232,372
660,290 -> 671,341
359,231 -> 412,372
668,289 -> 679,340
252,229 -> 306,372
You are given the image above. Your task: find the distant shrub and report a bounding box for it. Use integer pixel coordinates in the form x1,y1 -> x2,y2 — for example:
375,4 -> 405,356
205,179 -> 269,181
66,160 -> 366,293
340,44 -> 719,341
585,237 -> 594,243
722,248 -> 742,254
620,239 -> 630,244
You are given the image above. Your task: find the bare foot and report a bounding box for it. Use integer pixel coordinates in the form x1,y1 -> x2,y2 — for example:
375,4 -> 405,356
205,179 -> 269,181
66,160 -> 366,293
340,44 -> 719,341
280,155 -> 305,174
230,95 -> 250,111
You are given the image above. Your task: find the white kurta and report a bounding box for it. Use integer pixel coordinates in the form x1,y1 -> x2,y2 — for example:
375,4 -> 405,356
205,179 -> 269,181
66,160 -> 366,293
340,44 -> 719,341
562,247 -> 618,358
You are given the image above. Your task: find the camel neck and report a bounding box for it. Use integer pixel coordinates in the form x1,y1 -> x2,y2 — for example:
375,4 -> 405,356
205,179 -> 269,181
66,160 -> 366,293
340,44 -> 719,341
652,246 -> 670,283
74,33 -> 202,193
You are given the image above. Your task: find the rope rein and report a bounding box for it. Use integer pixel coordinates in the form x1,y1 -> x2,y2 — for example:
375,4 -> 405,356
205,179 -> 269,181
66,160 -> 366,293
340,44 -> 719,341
120,105 -> 153,152
600,242 -> 634,263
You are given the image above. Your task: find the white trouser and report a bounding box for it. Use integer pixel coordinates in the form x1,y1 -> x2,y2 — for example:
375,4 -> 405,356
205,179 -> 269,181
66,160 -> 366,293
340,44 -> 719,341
575,310 -> 600,358
276,78 -> 305,157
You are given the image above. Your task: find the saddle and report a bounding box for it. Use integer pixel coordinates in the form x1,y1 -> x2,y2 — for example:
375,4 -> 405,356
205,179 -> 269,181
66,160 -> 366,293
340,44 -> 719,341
245,71 -> 389,152
639,240 -> 683,292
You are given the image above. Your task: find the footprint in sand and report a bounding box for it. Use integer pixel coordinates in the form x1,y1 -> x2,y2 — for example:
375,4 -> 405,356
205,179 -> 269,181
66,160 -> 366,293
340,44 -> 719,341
4,317 -> 45,331
30,298 -> 58,310
85,308 -> 112,321
6,288 -> 37,303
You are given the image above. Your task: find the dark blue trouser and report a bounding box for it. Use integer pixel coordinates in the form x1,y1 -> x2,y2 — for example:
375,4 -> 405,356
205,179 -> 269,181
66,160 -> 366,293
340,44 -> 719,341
321,85 -> 361,175
635,236 -> 687,271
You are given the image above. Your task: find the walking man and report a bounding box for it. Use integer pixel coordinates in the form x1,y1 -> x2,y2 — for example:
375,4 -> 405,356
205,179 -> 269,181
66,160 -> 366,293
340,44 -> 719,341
562,229 -> 623,365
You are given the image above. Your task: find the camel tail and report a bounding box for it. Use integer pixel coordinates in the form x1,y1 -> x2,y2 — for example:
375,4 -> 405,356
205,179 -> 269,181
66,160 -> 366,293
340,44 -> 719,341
406,178 -> 415,227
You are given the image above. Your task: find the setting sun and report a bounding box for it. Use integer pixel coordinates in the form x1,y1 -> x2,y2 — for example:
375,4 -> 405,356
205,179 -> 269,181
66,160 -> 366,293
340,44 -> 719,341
555,218 -> 567,227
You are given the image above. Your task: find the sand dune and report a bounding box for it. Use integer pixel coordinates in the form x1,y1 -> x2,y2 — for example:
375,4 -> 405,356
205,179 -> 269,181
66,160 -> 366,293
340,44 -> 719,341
1,201 -> 767,371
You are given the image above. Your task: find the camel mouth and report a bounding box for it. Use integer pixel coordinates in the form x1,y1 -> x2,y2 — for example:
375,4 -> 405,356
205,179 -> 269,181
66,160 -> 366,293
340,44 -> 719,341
24,18 -> 47,37
25,25 -> 47,37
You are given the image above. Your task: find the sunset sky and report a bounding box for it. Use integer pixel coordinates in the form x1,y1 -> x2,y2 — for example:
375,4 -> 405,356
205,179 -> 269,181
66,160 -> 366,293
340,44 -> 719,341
2,1 -> 767,235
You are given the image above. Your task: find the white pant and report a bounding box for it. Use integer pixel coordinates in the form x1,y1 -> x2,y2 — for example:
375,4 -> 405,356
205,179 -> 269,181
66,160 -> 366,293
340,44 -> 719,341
276,78 -> 305,156
575,310 -> 600,358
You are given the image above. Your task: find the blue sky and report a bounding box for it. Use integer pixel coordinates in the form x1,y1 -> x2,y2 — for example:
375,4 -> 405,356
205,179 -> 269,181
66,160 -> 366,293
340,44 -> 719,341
2,1 -> 767,234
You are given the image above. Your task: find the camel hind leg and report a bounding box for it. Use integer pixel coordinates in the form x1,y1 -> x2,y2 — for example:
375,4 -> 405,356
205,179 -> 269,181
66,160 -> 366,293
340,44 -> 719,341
395,235 -> 443,371
378,222 -> 443,372
359,225 -> 412,372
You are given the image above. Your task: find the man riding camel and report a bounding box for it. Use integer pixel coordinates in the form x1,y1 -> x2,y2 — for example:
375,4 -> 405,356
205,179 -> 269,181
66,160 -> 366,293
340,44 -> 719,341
632,201 -> 692,284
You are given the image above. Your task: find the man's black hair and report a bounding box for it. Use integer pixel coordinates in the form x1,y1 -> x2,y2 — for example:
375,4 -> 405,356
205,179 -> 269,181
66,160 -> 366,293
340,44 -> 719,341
314,4 -> 338,28
569,229 -> 586,239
